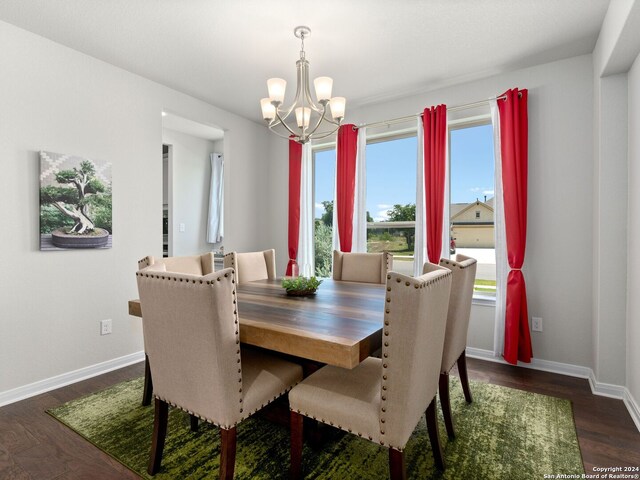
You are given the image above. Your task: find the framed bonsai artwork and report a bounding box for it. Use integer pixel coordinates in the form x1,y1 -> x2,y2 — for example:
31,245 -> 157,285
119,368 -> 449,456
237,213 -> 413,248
39,151 -> 112,250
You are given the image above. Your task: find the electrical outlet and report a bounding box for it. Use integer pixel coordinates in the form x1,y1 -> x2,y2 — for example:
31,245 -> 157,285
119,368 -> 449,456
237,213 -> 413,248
532,317 -> 543,332
179,223 -> 185,232
100,319 -> 112,335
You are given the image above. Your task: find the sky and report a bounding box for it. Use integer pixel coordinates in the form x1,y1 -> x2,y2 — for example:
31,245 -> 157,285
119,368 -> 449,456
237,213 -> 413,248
314,123 -> 495,221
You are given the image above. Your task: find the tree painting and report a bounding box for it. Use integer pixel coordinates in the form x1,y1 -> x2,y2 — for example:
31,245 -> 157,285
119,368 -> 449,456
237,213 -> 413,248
40,151 -> 112,250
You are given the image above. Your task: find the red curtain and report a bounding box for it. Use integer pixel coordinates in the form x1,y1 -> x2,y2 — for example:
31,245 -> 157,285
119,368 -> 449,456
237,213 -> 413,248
286,139 -> 302,276
423,105 -> 447,263
498,88 -> 532,364
336,124 -> 358,252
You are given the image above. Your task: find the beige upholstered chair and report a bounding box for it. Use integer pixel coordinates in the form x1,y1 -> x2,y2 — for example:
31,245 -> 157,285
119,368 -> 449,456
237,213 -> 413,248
223,249 -> 276,284
136,253 -> 216,406
136,266 -> 303,479
138,253 -> 215,276
332,250 -> 393,284
289,268 -> 452,478
424,254 -> 477,439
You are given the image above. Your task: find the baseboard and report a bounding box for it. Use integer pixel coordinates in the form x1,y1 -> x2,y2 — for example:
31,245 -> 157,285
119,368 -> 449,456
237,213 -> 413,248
466,347 -> 592,379
587,370 -> 627,399
623,388 -> 640,432
0,351 -> 145,408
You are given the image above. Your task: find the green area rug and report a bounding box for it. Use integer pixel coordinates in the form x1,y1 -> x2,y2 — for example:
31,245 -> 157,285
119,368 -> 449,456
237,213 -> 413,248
47,377 -> 583,479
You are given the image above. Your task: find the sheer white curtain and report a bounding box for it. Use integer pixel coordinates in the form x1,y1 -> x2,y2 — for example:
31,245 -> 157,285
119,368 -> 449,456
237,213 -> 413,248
490,100 -> 508,357
441,129 -> 450,262
414,118 -> 426,276
206,153 -> 224,244
298,143 -> 314,276
352,127 -> 367,252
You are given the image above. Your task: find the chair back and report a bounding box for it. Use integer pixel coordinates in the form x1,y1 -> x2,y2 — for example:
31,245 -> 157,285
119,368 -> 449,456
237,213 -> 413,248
138,253 -> 215,276
431,254 -> 477,372
136,267 -> 243,428
223,249 -> 276,284
382,268 -> 451,448
332,250 -> 392,284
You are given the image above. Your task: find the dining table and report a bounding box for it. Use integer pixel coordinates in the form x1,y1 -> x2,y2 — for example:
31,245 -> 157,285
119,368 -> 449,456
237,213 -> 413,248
128,277 -> 385,369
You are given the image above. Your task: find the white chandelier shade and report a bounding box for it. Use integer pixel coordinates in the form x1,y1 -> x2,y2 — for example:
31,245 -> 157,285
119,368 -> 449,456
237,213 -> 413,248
260,26 -> 346,144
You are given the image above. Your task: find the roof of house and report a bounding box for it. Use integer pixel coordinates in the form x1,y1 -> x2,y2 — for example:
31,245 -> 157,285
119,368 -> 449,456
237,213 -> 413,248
451,198 -> 494,222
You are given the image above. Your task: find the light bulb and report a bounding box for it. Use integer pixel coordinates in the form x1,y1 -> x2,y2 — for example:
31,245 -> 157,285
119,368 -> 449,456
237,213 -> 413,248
314,77 -> 333,102
260,98 -> 275,121
267,78 -> 286,104
329,97 -> 346,120
295,107 -> 311,128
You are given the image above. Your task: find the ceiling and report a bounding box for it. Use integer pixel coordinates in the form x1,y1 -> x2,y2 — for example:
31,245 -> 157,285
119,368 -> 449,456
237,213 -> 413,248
0,0 -> 610,122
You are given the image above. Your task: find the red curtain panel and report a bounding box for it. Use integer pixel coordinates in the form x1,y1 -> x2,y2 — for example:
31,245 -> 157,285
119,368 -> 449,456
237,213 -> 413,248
423,105 -> 447,263
336,124 -> 358,252
498,88 -> 533,364
286,139 -> 302,276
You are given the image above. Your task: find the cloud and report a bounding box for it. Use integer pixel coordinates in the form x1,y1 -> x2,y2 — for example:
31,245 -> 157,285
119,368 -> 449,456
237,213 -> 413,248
374,209 -> 390,222
372,204 -> 393,221
469,187 -> 482,193
315,202 -> 324,209
482,190 -> 494,196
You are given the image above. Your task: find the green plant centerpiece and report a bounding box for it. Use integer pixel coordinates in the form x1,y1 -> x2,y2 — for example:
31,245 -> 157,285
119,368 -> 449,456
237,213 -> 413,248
282,276 -> 323,296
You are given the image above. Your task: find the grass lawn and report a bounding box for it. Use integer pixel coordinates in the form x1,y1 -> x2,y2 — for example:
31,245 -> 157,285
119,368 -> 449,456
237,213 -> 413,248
367,234 -> 412,255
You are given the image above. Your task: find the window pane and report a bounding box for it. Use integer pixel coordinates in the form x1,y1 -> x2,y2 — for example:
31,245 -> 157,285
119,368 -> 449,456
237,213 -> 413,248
313,148 -> 335,277
449,123 -> 496,297
366,136 -> 417,276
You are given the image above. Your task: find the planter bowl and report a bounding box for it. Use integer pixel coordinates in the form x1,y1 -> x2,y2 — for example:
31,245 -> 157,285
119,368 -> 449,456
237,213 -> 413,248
51,228 -> 109,249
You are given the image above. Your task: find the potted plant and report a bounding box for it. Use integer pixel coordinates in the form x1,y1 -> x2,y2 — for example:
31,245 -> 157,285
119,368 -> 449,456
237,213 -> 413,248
281,276 -> 323,296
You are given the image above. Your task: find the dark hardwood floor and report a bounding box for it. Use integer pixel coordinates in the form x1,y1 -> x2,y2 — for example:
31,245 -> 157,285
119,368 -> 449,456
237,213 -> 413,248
0,358 -> 638,479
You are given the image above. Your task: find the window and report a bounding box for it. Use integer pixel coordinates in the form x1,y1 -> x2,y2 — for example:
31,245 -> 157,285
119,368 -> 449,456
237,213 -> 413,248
313,147 -> 335,277
449,122 -> 496,298
366,135 -> 417,275
311,121 -> 495,301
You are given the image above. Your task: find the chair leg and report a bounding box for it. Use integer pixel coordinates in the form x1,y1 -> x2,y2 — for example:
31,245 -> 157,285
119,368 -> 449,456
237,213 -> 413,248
389,448 -> 406,480
290,411 -> 304,480
147,398 -> 168,475
142,354 -> 153,406
219,427 -> 237,480
190,414 -> 199,432
439,372 -> 455,439
426,397 -> 446,471
457,350 -> 473,403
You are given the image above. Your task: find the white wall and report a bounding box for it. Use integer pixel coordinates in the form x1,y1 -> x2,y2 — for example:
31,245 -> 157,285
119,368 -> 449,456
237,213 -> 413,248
268,55 -> 595,367
162,128 -> 217,256
627,52 -> 640,414
592,73 -> 628,386
0,20 -> 271,396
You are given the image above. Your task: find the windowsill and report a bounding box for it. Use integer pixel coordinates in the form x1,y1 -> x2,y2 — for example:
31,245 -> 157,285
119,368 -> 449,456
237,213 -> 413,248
472,295 -> 496,307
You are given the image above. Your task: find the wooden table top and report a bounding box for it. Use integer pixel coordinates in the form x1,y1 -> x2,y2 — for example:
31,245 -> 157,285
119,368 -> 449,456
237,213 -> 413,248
129,278 -> 385,369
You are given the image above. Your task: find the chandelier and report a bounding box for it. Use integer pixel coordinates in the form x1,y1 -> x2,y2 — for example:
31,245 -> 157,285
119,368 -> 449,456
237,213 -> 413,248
260,26 -> 346,144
